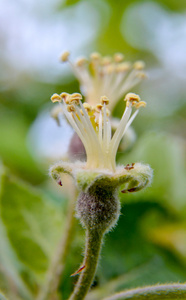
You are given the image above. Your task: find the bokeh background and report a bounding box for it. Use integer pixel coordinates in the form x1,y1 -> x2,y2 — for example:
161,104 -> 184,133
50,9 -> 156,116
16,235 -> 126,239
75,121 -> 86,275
0,0 -> 186,299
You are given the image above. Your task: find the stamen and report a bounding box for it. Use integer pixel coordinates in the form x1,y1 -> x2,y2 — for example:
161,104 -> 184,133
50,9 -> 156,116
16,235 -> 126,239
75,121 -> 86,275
115,62 -> 131,73
101,56 -> 112,66
114,53 -> 124,63
68,93 -> 82,105
67,104 -> 75,112
133,60 -> 145,70
96,104 -> 103,112
90,52 -> 101,61
83,103 -> 92,112
51,93 -> 62,103
100,96 -> 109,106
124,93 -> 141,107
60,92 -> 70,103
136,71 -> 147,79
75,57 -> 87,67
135,101 -> 146,109
60,51 -> 70,62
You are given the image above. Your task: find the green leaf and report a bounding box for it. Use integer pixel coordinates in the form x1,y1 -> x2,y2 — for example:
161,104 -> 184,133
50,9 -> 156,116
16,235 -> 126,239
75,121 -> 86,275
0,170 -> 64,284
102,283 -> 186,300
0,220 -> 33,300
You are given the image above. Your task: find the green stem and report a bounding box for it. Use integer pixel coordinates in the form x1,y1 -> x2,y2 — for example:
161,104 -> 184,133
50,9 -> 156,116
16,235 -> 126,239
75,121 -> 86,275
68,229 -> 103,300
37,193 -> 76,300
103,283 -> 186,300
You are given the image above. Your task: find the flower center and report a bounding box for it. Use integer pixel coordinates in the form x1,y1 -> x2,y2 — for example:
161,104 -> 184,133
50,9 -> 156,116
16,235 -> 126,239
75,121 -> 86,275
51,92 -> 146,171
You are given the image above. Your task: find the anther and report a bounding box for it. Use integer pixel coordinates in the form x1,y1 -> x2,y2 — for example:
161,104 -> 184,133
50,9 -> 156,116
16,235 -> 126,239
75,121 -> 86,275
135,101 -> 146,109
124,93 -> 141,103
102,56 -> 112,65
75,57 -> 87,67
100,96 -> 109,105
114,53 -> 124,63
90,52 -> 101,60
70,93 -> 82,100
60,51 -> 70,62
69,93 -> 82,105
67,104 -> 75,112
96,103 -> 103,112
60,92 -> 70,103
83,103 -> 91,111
136,71 -> 147,79
116,62 -> 131,73
51,93 -> 62,103
133,60 -> 145,70
106,65 -> 115,74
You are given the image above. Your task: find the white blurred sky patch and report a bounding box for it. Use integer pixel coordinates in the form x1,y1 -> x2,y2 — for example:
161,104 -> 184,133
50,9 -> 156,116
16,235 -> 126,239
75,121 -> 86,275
0,0 -> 109,82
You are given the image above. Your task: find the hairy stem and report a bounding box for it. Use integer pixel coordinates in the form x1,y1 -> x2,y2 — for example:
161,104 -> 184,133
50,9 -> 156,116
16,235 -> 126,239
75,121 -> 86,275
68,229 -> 103,300
37,192 -> 76,300
103,283 -> 186,300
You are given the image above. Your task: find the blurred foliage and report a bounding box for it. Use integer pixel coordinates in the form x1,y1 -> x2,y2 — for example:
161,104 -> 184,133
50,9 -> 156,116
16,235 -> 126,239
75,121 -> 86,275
0,0 -> 185,299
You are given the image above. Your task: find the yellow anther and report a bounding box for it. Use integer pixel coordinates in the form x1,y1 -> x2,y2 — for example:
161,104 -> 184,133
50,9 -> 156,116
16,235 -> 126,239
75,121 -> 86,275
124,93 -> 141,104
60,92 -> 69,99
100,96 -> 109,105
116,62 -> 131,73
135,101 -> 146,109
106,65 -> 115,74
60,51 -> 70,62
96,103 -> 103,112
83,103 -> 91,111
51,93 -> 62,103
75,57 -> 87,67
59,92 -> 70,103
67,104 -> 75,112
102,56 -> 112,65
68,93 -> 82,105
136,71 -> 147,79
114,53 -> 124,63
90,52 -> 101,60
70,93 -> 82,100
133,60 -> 145,70
91,106 -> 96,113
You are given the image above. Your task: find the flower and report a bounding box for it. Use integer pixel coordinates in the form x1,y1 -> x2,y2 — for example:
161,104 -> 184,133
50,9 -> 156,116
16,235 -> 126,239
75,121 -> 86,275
51,92 -> 146,171
60,51 -> 147,111
50,91 -> 152,191
50,91 -> 153,231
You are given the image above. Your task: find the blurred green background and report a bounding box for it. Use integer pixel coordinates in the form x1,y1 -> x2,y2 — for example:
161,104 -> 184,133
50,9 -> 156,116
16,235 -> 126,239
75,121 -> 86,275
0,0 -> 186,299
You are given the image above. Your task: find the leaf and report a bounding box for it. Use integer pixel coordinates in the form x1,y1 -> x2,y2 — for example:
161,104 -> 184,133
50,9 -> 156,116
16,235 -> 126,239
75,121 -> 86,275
0,169 -> 64,285
145,221 -> 186,264
0,220 -> 33,300
102,283 -> 186,300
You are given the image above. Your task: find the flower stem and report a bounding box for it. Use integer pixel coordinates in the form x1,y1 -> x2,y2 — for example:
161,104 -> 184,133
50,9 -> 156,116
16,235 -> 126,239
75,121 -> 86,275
37,191 -> 76,300
103,283 -> 186,300
68,229 -> 103,300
